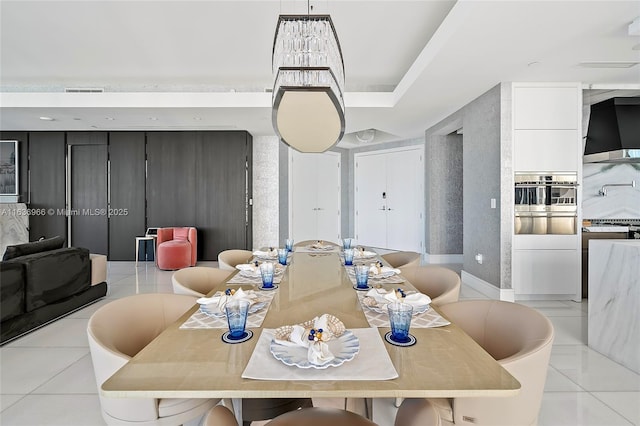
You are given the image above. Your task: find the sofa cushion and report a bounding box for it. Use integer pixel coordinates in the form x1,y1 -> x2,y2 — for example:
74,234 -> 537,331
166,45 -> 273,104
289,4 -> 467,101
0,261 -> 25,322
3,236 -> 65,261
173,227 -> 190,241
22,247 -> 91,312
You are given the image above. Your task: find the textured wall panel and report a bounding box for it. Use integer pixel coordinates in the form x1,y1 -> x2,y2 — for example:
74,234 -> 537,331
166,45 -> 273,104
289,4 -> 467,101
253,136 -> 279,250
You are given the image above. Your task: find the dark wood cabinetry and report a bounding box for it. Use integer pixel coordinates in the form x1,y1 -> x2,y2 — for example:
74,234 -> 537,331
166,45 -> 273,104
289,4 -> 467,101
68,133 -> 108,255
147,131 -> 252,260
108,132 -> 146,261
28,132 -> 66,242
146,132 -> 198,228
196,132 -> 252,259
14,130 -> 252,260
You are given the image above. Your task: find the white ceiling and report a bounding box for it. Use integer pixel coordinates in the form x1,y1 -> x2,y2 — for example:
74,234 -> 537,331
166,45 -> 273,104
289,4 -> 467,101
1,0 -> 639,148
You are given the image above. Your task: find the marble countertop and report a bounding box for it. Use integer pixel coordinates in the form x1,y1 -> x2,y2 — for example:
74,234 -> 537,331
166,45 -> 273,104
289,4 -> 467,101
583,226 -> 629,232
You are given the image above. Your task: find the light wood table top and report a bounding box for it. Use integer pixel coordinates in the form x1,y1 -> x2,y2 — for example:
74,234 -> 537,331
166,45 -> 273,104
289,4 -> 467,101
102,251 -> 520,398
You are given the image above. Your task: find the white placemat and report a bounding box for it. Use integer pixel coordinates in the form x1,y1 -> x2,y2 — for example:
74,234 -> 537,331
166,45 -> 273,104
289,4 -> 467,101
242,327 -> 398,381
180,291 -> 277,329
356,291 -> 451,328
344,265 -> 407,285
227,269 -> 286,285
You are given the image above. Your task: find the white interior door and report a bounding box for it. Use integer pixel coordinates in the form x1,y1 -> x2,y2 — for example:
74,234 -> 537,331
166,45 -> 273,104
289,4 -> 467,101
290,150 -> 341,243
355,153 -> 387,248
291,152 -> 318,242
355,147 -> 424,251
386,150 -> 423,252
315,152 -> 341,242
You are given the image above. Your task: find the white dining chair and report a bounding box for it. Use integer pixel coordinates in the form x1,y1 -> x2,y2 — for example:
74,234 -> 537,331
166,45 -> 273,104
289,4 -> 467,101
395,300 -> 554,426
218,249 -> 253,271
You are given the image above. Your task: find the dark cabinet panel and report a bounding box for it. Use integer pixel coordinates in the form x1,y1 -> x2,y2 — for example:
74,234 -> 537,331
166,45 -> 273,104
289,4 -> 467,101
20,130 -> 252,261
70,144 -> 108,254
28,132 -> 66,242
196,132 -> 251,259
67,132 -> 107,146
109,132 -> 146,260
146,132 -> 197,229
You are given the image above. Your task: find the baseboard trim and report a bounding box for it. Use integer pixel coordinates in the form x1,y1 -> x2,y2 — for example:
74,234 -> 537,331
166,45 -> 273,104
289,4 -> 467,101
424,253 -> 463,264
461,271 -> 514,301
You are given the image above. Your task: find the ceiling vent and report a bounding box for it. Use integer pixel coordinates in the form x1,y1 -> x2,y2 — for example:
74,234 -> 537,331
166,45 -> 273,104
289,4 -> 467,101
64,88 -> 104,93
578,62 -> 639,68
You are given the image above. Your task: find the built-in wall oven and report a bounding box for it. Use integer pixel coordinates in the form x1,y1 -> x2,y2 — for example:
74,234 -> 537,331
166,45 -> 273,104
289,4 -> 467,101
514,173 -> 578,235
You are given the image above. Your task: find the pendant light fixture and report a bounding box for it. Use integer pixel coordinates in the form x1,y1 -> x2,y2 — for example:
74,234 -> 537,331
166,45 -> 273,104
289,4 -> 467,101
271,2 -> 345,152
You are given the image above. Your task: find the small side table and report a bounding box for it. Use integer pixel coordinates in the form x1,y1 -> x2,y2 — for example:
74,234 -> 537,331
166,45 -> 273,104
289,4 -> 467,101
135,236 -> 156,266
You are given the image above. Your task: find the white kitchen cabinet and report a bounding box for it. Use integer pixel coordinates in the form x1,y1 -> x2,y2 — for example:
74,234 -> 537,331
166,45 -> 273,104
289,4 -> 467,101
513,86 -> 580,130
354,146 -> 424,252
514,129 -> 579,172
510,83 -> 582,301
289,149 -> 341,243
512,249 -> 580,296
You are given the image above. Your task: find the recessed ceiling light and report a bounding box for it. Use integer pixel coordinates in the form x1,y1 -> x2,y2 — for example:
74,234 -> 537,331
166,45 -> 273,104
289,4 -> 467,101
193,117 -> 202,121
579,61 -> 639,68
527,61 -> 540,67
105,117 -> 115,121
39,116 -> 54,121
148,117 -> 158,121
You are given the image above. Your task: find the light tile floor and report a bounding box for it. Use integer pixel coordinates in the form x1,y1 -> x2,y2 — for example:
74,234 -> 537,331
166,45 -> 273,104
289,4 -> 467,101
1,261 -> 638,425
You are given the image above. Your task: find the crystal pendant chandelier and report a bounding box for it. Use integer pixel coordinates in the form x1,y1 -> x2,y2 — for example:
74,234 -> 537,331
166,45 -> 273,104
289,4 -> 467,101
272,12 -> 345,153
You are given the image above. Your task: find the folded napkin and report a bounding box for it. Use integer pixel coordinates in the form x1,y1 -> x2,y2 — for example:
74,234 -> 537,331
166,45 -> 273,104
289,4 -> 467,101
273,314 -> 346,366
236,262 -> 283,277
253,249 -> 277,258
368,264 -> 401,276
353,249 -> 377,258
197,288 -> 260,313
309,241 -> 334,250
236,263 -> 259,273
363,288 -> 431,309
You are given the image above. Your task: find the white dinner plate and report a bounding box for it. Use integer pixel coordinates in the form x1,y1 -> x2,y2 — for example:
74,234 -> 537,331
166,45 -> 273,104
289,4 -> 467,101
270,330 -> 360,369
306,245 -> 335,252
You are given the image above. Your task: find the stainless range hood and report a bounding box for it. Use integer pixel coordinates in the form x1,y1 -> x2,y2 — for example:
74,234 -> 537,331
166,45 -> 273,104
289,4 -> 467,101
584,97 -> 640,163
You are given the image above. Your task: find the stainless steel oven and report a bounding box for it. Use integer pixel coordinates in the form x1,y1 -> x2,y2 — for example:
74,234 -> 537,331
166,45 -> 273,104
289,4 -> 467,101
514,173 -> 578,235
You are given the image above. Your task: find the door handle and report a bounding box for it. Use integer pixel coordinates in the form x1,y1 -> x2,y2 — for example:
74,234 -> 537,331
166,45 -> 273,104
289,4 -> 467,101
379,206 -> 387,211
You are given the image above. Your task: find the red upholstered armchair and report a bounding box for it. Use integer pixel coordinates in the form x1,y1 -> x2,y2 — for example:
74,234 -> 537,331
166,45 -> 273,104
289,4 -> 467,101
156,227 -> 197,270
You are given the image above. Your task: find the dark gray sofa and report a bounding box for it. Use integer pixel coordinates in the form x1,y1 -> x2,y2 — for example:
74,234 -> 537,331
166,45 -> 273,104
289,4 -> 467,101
0,236 -> 107,345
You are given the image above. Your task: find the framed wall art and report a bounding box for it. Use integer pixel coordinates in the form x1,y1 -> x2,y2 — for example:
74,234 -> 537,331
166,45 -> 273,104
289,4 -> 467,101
0,140 -> 18,197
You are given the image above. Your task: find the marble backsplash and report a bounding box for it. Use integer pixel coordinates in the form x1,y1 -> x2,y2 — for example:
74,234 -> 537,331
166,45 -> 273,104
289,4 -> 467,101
583,163 -> 640,220
0,203 -> 29,256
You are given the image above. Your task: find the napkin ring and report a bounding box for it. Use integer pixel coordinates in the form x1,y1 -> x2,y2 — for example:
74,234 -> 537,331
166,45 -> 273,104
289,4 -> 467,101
274,314 -> 346,341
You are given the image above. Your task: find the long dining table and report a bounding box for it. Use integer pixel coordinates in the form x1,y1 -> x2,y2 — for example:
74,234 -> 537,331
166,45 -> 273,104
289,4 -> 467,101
102,248 -> 520,419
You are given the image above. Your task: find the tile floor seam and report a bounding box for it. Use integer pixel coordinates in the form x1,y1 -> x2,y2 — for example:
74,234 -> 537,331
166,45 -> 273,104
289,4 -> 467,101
587,392 -> 637,426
